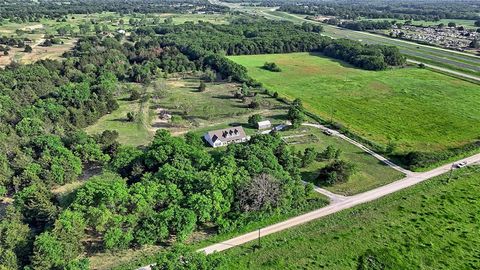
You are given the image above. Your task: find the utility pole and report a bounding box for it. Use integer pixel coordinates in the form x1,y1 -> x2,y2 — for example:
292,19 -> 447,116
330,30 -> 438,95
258,228 -> 261,248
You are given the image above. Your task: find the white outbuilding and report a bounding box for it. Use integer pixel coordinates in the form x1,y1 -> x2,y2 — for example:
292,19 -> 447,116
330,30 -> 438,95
257,120 -> 272,130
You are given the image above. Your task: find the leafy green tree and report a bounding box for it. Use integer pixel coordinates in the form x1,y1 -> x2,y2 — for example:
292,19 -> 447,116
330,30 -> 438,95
319,145 -> 342,160
15,118 -> 44,137
104,227 -> 134,251
248,114 -> 262,127
66,131 -> 110,164
317,160 -> 356,185
31,135 -> 82,185
287,103 -> 305,128
198,81 -> 206,92
31,232 -> 63,270
14,184 -> 58,229
302,147 -> 318,167
0,206 -> 32,270
109,145 -> 143,177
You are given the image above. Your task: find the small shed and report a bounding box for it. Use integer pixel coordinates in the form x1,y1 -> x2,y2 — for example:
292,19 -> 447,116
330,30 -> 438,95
257,120 -> 272,130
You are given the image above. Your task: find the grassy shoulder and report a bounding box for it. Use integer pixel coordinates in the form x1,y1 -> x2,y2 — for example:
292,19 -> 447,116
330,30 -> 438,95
215,166 -> 480,269
229,52 -> 480,155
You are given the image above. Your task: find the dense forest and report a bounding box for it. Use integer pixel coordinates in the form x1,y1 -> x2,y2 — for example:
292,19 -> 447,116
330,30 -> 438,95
0,0 -> 228,23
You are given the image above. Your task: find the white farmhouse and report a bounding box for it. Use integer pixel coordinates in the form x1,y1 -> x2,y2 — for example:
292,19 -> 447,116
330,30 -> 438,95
257,120 -> 271,130
204,126 -> 249,148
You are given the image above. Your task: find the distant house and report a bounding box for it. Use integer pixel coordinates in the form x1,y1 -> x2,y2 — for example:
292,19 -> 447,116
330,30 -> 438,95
257,120 -> 271,130
204,126 -> 249,148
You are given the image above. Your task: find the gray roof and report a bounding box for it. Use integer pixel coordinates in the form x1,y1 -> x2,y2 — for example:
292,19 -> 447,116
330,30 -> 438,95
207,126 -> 247,143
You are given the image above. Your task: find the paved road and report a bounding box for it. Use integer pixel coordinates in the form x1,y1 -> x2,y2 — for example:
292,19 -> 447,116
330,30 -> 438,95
199,153 -> 480,255
406,59 -> 480,82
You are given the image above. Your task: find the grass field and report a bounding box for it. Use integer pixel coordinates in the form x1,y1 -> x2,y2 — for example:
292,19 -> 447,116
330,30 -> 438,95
85,83 -> 153,146
85,76 -> 290,146
260,10 -> 480,76
229,53 -> 480,154
282,126 -> 404,195
155,77 -> 288,135
215,166 -> 480,269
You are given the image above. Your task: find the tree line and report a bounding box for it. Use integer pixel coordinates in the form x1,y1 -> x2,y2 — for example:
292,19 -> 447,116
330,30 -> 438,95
276,0 -> 480,21
0,0 -> 228,23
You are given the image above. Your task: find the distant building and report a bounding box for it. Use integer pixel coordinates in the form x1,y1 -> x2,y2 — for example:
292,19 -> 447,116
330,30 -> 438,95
204,126 -> 249,148
257,120 -> 271,130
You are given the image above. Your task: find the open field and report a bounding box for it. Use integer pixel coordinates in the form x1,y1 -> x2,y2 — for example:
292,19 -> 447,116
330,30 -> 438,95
154,77 -> 288,135
229,53 -> 480,154
85,83 -> 153,146
282,126 -> 404,195
257,9 -> 480,77
215,165 -> 480,269
85,76 -> 290,146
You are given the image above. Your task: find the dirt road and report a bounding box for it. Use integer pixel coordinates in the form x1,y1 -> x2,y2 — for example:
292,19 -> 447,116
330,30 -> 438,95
301,123 -> 413,175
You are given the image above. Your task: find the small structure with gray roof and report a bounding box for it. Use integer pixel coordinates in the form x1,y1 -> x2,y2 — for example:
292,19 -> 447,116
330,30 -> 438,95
204,126 -> 250,148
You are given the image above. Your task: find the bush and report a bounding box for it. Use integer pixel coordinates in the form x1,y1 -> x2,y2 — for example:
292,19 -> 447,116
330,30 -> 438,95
24,45 -> 32,53
126,112 -> 136,122
198,81 -> 206,92
248,114 -> 262,127
129,88 -> 141,100
262,62 -> 282,72
317,160 -> 356,185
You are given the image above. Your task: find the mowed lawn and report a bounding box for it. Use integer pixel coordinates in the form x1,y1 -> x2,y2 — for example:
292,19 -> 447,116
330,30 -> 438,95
215,166 -> 480,269
229,53 -> 480,153
282,126 -> 404,195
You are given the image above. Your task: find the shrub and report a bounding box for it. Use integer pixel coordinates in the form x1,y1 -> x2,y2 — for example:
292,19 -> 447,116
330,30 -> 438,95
262,62 -> 282,72
248,114 -> 263,127
126,112 -> 136,122
317,160 -> 356,185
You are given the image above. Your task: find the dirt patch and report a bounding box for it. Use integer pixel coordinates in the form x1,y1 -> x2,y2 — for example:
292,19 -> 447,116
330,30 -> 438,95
21,24 -> 44,31
0,197 -> 14,218
88,245 -> 163,270
367,81 -> 392,93
167,80 -> 187,88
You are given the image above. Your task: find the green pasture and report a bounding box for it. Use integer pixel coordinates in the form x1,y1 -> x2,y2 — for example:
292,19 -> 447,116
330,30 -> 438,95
229,53 -> 480,154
